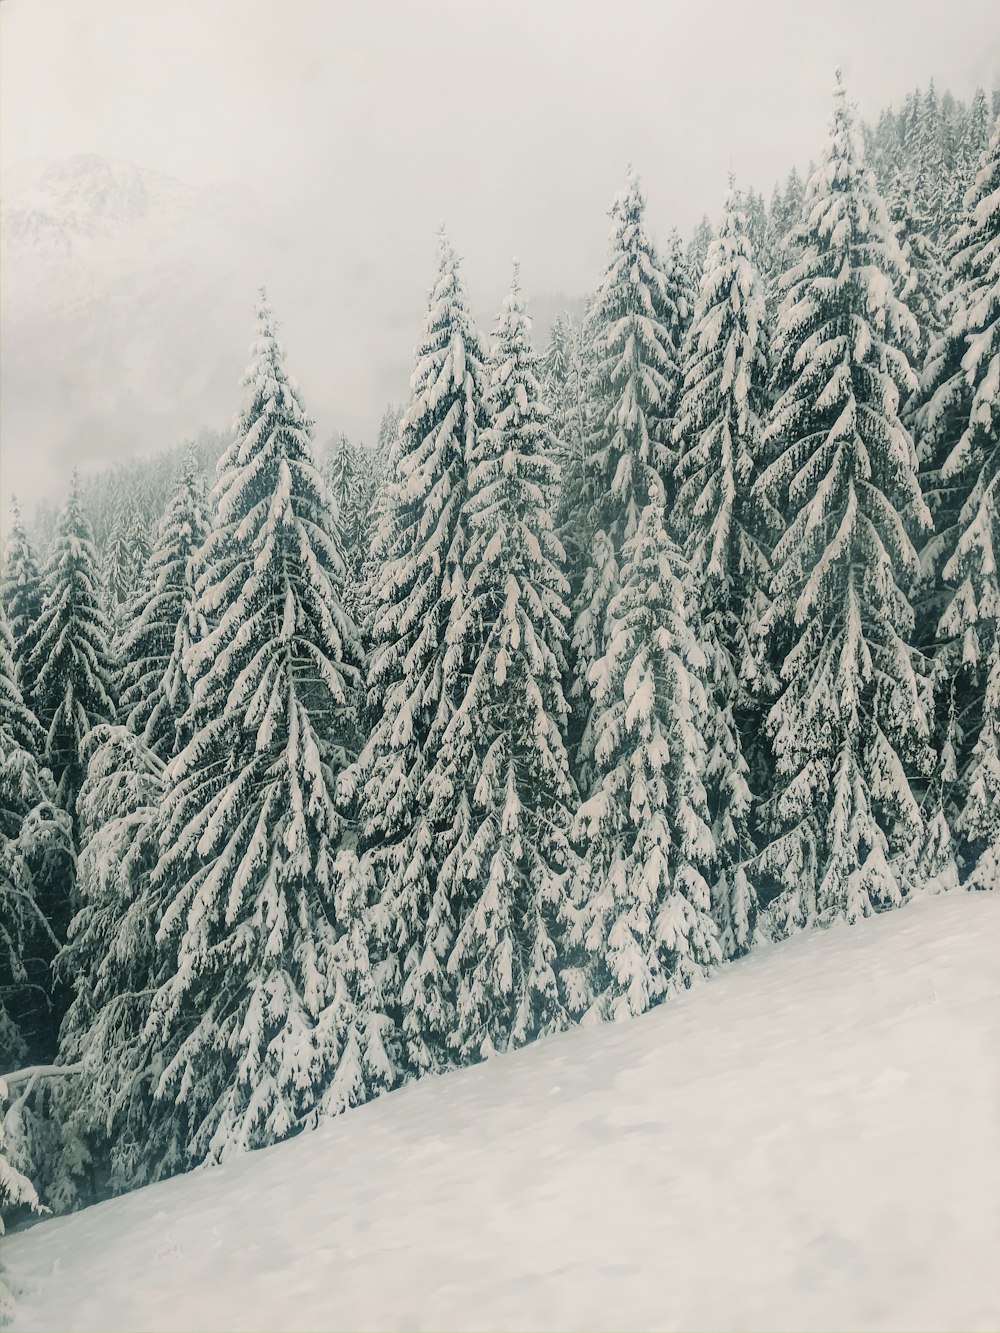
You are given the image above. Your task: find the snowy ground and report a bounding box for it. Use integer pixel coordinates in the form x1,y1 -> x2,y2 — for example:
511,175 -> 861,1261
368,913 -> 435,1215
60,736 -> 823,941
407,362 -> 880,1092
4,891 -> 999,1332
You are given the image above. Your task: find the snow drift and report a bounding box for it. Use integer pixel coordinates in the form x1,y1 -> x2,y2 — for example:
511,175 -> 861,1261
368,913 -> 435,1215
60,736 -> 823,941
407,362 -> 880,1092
4,890 -> 998,1332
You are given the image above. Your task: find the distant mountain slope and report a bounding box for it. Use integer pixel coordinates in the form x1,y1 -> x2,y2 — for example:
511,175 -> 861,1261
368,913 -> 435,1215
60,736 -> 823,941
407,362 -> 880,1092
5,891 -> 998,1332
0,154 -> 587,518
1,156 -> 272,510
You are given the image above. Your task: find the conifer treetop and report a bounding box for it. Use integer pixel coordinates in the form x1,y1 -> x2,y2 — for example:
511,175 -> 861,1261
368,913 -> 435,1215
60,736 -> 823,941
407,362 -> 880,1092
585,167 -> 683,542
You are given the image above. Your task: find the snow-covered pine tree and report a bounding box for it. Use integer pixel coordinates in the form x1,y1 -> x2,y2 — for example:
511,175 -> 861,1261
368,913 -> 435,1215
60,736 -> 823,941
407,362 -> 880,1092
116,448 -> 210,759
102,497 -> 148,634
765,167 -> 807,308
685,215 -> 713,295
919,114 -> 1000,888
541,314 -> 576,475
324,434 -> 365,571
2,499 -> 45,714
666,225 -> 695,362
742,189 -> 770,287
438,265 -> 576,1060
571,486 -> 720,1020
542,311 -> 592,560
673,181 -> 773,957
754,74 -> 934,931
342,231 -> 486,1078
915,82 -> 958,246
372,403 -> 402,481
0,607 -> 41,761
1,1072 -> 46,1309
888,171 -> 946,365
28,474 -> 116,827
550,314 -> 592,553
585,170 -> 682,531
569,170 -> 684,790
57,724 -> 178,1191
0,609 -> 72,1067
346,407 -> 401,653
541,312 -> 571,413
142,289 -> 365,1168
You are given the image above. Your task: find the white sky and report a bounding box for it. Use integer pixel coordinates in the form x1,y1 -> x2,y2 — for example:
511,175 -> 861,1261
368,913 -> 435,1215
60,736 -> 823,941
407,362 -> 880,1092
1,0 -> 998,510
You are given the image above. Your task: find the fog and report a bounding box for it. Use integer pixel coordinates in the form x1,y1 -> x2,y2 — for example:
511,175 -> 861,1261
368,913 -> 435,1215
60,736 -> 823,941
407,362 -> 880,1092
2,0 -> 998,514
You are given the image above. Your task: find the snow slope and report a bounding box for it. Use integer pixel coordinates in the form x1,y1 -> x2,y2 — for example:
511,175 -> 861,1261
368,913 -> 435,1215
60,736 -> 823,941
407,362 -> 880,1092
5,892 -> 999,1332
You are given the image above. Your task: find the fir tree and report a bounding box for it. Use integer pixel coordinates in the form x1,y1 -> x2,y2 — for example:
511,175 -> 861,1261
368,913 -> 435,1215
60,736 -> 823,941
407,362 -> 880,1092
743,189 -> 770,287
440,266 -> 576,1060
1,1073 -> 46,1307
351,407 -> 402,651
666,225 -> 695,359
571,488 -> 720,1020
116,448 -> 210,759
765,167 -> 807,305
754,74 -> 934,931
585,170 -> 682,532
921,115 -> 1000,887
343,232 -> 486,1078
324,433 -> 367,575
103,497 -> 148,635
569,170 -> 684,789
549,314 -> 592,557
674,181 -> 773,956
2,499 -> 45,713
888,171 -> 946,364
0,610 -> 73,1066
685,215 -> 713,294
57,725 -> 178,1190
28,474 -> 116,825
143,290 -> 365,1168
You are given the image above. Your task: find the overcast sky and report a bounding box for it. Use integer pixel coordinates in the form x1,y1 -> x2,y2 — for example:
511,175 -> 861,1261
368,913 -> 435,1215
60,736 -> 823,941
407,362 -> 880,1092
2,0 -> 998,511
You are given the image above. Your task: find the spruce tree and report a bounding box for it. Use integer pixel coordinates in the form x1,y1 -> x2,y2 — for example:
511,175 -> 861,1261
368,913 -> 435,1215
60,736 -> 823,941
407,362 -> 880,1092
572,488 -> 720,1020
344,232 -> 486,1077
550,314 -> 592,556
28,474 -> 116,825
440,266 -> 576,1060
570,169 -> 684,789
666,225 -> 695,359
143,290 -> 365,1167
888,171 -> 946,364
0,610 -> 73,1066
103,497 -> 148,635
2,499 -> 45,713
674,181 -> 773,957
324,433 -> 367,576
685,215 -> 713,294
57,725 -> 177,1190
1,1073 -> 45,1308
117,449 -> 210,759
920,115 -> 1000,887
754,74 -> 934,931
765,167 -> 807,306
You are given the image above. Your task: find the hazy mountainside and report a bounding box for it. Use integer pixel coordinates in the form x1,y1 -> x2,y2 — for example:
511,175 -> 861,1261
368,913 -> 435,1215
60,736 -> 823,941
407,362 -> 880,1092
0,154 -> 585,517
1,156 -> 273,507
4,891 -> 997,1332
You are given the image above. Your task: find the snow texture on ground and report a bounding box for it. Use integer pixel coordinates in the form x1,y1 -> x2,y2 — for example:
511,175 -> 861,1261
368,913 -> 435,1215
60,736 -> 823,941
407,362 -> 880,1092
4,891 -> 999,1332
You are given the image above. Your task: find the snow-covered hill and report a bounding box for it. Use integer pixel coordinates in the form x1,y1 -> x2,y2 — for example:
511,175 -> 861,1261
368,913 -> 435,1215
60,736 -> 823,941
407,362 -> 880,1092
4,891 -> 998,1332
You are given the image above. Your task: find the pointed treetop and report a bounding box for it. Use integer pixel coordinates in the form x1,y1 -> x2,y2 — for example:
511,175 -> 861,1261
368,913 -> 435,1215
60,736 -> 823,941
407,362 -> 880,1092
502,260 -> 526,323
436,223 -> 456,267
252,285 -> 278,340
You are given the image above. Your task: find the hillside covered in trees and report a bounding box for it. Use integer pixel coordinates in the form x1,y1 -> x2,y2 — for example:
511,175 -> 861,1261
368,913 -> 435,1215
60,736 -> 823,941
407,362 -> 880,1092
1,74 -> 998,1242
